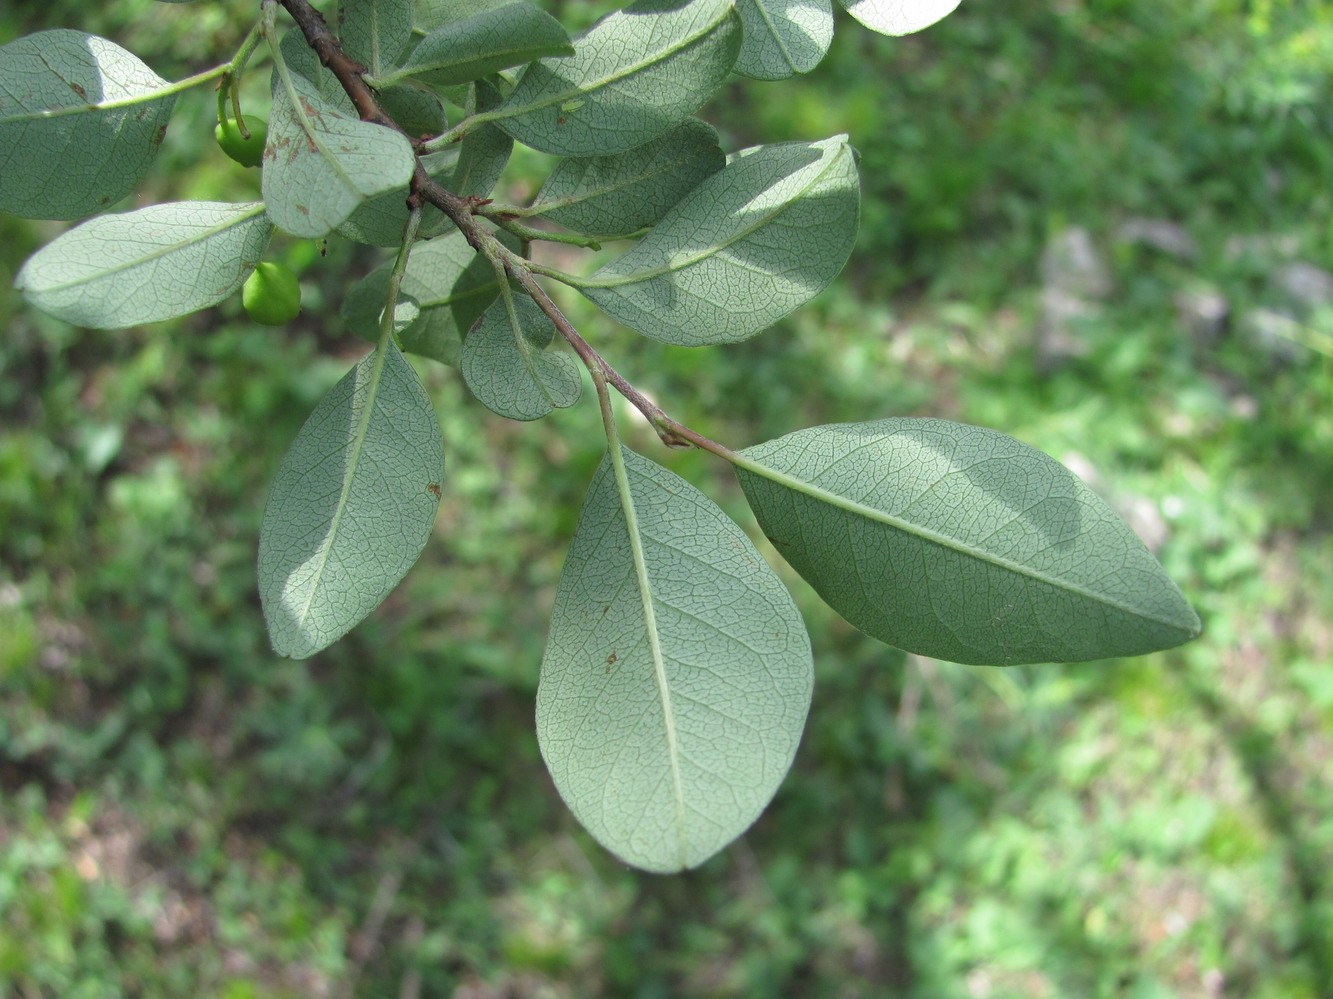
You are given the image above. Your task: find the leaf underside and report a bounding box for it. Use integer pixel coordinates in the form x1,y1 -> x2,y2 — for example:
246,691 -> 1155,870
15,201 -> 272,328
737,419 -> 1202,666
580,135 -> 860,345
0,30 -> 175,220
259,342 -> 445,660
538,447 -> 813,873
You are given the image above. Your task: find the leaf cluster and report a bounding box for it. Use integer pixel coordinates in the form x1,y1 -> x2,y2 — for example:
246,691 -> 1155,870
1,0 -> 1199,872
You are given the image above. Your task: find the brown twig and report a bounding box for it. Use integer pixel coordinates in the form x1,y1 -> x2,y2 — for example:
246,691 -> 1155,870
274,0 -> 409,137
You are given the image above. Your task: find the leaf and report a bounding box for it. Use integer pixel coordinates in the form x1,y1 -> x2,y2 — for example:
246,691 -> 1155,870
839,0 -> 962,36
262,70 -> 416,238
734,419 -> 1203,666
259,341 -> 445,660
734,0 -> 833,80
492,0 -> 740,157
538,446 -> 813,872
0,30 -> 176,220
576,135 -> 859,345
524,119 -> 724,238
341,230 -> 504,365
15,202 -> 272,328
385,1 -> 573,87
339,0 -> 415,77
460,292 -> 581,421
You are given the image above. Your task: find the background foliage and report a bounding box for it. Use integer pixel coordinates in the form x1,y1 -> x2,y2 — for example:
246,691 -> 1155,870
2,0 -> 1331,995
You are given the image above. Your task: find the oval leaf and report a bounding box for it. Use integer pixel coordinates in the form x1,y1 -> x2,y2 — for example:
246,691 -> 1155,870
341,230 -> 505,365
839,0 -> 962,36
524,118 -> 724,238
735,419 -> 1203,666
15,201 -> 272,328
387,1 -> 573,87
493,0 -> 740,157
461,292 -> 582,421
734,0 -> 833,80
539,447 -> 813,872
0,30 -> 176,220
578,135 -> 859,345
259,342 -> 445,660
262,71 -> 416,238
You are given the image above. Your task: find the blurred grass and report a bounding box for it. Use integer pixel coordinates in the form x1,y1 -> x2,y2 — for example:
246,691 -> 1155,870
2,0 -> 1332,996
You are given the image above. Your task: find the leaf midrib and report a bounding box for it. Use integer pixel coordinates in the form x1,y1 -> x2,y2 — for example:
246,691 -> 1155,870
734,447 -> 1195,633
290,345 -> 395,640
610,447 -> 689,864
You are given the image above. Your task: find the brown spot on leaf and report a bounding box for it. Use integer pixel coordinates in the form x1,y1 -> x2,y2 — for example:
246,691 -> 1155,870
427,483 -> 442,500
70,82 -> 86,99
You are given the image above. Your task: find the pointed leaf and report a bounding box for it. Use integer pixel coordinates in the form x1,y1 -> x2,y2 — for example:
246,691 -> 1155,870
262,71 -> 415,238
0,30 -> 176,220
461,293 -> 581,420
577,135 -> 859,345
539,447 -> 813,872
259,342 -> 445,660
734,0 -> 833,80
341,230 -> 504,365
339,0 -> 415,76
492,0 -> 740,157
524,119 -> 724,238
387,1 -> 573,87
839,0 -> 962,36
735,419 -> 1203,666
15,201 -> 272,328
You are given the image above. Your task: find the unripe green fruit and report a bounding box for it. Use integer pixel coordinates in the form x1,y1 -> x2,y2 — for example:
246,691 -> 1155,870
215,114 -> 267,168
243,262 -> 301,326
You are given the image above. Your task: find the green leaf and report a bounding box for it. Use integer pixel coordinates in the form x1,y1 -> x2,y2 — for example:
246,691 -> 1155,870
839,0 -> 962,36
734,419 -> 1203,666
15,202 -> 272,328
339,0 -> 415,77
259,342 -> 445,660
577,135 -> 859,345
538,446 -> 812,872
385,1 -> 573,87
0,30 -> 176,220
460,292 -> 581,421
262,69 -> 416,238
341,230 -> 504,365
734,0 -> 833,79
492,0 -> 740,157
523,119 -> 724,238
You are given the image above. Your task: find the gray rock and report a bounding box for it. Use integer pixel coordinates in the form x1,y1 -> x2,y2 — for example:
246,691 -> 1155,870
1273,261 -> 1333,311
1041,225 -> 1111,300
1115,218 -> 1198,260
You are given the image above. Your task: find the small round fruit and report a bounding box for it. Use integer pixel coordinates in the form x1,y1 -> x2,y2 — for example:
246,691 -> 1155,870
243,262 -> 301,326
215,114 -> 267,168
